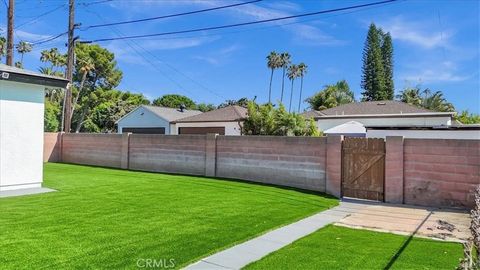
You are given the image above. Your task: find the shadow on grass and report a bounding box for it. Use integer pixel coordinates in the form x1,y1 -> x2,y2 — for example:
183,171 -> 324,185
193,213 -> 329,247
383,211 -> 433,270
46,162 -> 338,208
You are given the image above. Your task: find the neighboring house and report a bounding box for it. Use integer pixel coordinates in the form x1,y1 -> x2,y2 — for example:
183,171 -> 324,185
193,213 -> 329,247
366,125 -> 480,139
303,100 -> 455,137
116,105 -> 201,134
0,64 -> 68,191
172,105 -> 247,135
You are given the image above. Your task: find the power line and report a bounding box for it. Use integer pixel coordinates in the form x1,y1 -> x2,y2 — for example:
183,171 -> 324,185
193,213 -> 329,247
15,4 -> 67,30
83,7 -> 224,101
81,0 -> 397,43
78,0 -> 114,7
81,0 -> 262,30
30,31 -> 68,45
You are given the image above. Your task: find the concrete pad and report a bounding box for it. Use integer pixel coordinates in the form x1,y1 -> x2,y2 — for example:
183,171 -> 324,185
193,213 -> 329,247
0,187 -> 56,198
335,199 -> 471,242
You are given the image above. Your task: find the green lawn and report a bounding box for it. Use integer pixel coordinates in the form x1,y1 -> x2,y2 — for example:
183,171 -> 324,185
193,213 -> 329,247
245,225 -> 464,270
0,163 -> 337,269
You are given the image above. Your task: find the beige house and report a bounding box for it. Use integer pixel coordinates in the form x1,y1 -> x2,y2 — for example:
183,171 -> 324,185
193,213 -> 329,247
172,105 -> 247,135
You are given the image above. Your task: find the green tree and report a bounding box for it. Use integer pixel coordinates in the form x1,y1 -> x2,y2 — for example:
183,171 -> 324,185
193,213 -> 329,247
16,41 -> 32,67
197,103 -> 216,112
279,52 -> 291,103
287,64 -> 300,113
218,97 -> 251,108
297,62 -> 308,113
361,23 -> 388,101
152,94 -> 196,109
242,101 -> 318,136
456,110 -> 480,124
44,100 -> 61,132
0,36 -> 6,61
397,86 -> 454,112
306,80 -> 355,110
40,48 -> 66,74
396,87 -> 422,107
71,43 -> 123,132
266,51 -> 281,104
381,31 -> 394,99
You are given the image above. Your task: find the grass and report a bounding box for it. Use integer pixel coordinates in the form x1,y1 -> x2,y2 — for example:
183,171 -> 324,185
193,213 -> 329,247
0,163 -> 337,269
245,225 -> 464,270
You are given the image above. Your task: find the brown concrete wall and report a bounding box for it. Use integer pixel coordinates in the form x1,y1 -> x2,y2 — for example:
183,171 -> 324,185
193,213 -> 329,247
128,134 -> 207,176
385,136 -> 404,204
62,133 -> 123,168
404,139 -> 479,208
215,136 -> 327,192
44,132 -> 61,162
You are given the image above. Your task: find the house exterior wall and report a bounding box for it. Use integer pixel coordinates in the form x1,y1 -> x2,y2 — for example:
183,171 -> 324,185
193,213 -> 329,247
317,116 -> 452,131
0,80 -> 44,191
117,106 -> 171,134
367,129 -> 480,139
171,121 -> 243,136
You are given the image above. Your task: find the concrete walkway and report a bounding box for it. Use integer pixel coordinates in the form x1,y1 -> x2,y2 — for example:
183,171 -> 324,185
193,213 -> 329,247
186,199 -> 471,270
0,187 -> 55,198
185,202 -> 360,270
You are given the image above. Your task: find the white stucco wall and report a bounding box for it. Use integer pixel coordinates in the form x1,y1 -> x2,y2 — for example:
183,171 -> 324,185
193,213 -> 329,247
317,116 -> 452,131
171,121 -> 243,135
0,80 -> 45,191
117,106 -> 171,134
367,129 -> 480,139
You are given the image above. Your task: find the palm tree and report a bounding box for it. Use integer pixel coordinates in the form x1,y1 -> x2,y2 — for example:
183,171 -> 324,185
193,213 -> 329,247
396,87 -> 422,107
287,64 -> 300,113
305,80 -> 354,110
297,63 -> 308,113
266,51 -> 280,104
279,52 -> 291,104
422,89 -> 454,112
16,41 -> 32,67
71,57 -> 95,132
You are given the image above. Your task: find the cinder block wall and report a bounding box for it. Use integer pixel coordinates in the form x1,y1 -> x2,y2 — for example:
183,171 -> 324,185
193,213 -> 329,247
215,136 -> 327,192
44,132 -> 62,162
129,134 -> 207,176
403,139 -> 479,208
62,133 -> 123,168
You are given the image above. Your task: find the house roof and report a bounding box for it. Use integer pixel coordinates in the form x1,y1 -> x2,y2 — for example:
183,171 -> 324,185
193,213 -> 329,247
0,64 -> 69,88
324,121 -> 366,134
174,105 -> 248,123
142,105 -> 202,122
303,101 -> 455,119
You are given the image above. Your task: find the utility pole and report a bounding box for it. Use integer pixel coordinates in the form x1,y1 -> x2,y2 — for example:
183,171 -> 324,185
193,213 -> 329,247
64,0 -> 75,133
6,0 -> 14,66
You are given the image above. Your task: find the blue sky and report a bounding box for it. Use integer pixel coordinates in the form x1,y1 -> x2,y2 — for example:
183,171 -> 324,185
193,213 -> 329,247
1,0 -> 479,113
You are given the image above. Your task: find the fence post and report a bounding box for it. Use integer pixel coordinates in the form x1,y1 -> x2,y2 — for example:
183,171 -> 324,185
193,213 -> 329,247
121,132 -> 131,169
385,136 -> 404,204
205,133 -> 218,177
326,135 -> 343,198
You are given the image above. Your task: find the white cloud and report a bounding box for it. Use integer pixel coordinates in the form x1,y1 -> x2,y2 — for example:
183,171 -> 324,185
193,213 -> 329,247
193,44 -> 241,65
378,16 -> 453,49
400,61 -> 470,83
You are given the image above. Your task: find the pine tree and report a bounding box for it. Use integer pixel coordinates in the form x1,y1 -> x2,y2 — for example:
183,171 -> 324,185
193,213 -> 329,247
381,32 -> 394,100
361,24 -> 386,101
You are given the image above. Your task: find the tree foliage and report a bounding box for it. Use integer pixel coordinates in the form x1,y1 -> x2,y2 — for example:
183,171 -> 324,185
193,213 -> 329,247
306,80 -> 355,111
456,110 -> 480,124
197,103 -> 216,112
152,94 -> 196,109
242,102 -> 320,136
396,86 -> 455,112
361,23 -> 394,101
218,97 -> 251,108
0,36 -> 6,61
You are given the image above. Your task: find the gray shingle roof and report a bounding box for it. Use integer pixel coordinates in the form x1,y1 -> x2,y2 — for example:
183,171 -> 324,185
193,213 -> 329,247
142,105 -> 202,122
302,101 -> 454,119
174,105 -> 247,123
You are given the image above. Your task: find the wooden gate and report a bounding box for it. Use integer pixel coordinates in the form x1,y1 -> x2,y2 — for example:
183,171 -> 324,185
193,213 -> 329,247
342,137 -> 385,201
